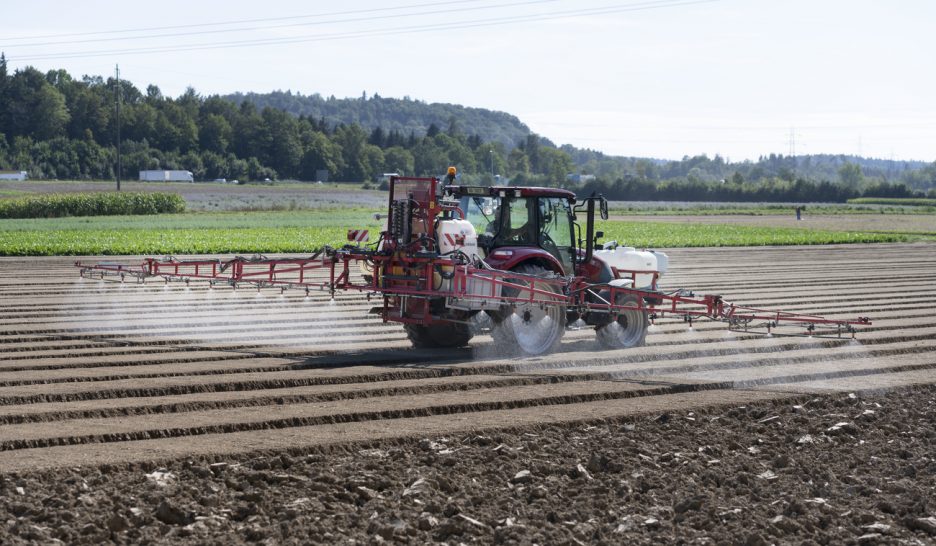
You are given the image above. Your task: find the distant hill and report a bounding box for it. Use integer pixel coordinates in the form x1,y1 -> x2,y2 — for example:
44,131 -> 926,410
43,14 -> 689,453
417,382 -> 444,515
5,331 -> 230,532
224,91 -> 929,184
224,91 -> 532,148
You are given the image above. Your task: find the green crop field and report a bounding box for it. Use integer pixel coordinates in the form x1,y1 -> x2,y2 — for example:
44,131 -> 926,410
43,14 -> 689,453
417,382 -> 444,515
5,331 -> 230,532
0,209 -> 381,255
0,187 -> 925,256
0,210 -> 912,256
0,209 -> 378,232
0,192 -> 186,219
598,222 -> 908,248
0,227 -> 358,256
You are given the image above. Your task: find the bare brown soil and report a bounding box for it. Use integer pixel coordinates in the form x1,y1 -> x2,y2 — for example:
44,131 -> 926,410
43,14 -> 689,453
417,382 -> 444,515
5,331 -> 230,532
610,213 -> 936,234
0,180 -> 385,210
1,243 -> 935,543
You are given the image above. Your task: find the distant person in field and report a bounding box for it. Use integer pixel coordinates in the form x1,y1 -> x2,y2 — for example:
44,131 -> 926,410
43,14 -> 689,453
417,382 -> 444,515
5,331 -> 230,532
795,206 -> 804,220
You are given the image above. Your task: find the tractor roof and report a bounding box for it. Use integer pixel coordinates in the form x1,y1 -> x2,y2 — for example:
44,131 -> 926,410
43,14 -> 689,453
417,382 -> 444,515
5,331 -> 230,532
448,185 -> 576,201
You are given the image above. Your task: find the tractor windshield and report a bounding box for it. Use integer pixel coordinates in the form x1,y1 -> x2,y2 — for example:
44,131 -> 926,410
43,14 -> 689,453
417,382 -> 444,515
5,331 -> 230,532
493,196 -> 538,246
459,195 -> 499,235
539,197 -> 575,273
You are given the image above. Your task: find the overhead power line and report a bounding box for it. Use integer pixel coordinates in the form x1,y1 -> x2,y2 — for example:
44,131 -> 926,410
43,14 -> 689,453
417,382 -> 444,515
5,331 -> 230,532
555,134 -> 936,145
5,0 -> 719,62
0,0 -> 491,43
529,120 -> 936,131
2,0 -> 559,49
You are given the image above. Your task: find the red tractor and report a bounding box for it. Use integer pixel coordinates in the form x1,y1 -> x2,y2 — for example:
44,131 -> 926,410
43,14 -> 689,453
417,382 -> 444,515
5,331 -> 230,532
77,170 -> 869,356
395,177 -> 663,355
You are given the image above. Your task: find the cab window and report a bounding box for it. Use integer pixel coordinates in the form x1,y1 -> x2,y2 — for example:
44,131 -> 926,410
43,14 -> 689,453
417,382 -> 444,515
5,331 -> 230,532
494,196 -> 537,246
459,195 -> 499,234
539,197 -> 575,273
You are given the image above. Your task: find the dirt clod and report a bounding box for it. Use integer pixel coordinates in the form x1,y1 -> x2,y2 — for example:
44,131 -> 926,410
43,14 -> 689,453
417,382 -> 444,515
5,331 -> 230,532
356,486 -> 377,501
155,499 -> 193,526
907,516 -> 936,536
511,470 -> 533,484
106,514 -> 130,533
417,513 -> 438,531
673,495 -> 705,514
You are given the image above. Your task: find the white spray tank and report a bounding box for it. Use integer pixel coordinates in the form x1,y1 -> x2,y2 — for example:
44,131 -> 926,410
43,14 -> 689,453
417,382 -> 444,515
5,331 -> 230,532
594,241 -> 668,289
436,218 -> 498,309
436,218 -> 482,261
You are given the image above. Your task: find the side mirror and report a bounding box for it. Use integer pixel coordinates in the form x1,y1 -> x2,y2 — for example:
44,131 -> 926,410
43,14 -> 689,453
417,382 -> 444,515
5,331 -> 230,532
594,230 -> 604,242
599,197 -> 609,220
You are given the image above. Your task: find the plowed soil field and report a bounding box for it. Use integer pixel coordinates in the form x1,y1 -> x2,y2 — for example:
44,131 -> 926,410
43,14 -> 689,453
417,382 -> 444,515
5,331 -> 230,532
610,213 -> 936,235
2,243 -> 935,544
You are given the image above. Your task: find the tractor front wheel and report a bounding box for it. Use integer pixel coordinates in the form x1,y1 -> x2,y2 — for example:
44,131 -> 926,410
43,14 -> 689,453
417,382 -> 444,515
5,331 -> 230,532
490,264 -> 566,356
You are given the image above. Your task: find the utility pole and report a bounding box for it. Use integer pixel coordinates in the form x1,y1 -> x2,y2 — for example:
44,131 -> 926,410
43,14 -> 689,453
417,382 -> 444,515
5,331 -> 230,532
788,127 -> 796,179
115,65 -> 121,192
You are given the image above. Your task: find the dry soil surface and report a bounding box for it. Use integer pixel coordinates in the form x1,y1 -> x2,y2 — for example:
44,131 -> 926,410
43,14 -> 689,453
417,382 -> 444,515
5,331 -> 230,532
0,180 -> 386,211
1,243 -> 935,544
610,214 -> 936,234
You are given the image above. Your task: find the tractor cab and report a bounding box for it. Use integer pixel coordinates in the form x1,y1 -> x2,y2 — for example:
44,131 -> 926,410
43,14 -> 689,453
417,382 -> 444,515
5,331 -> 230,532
447,186 -> 579,275
443,183 -> 619,355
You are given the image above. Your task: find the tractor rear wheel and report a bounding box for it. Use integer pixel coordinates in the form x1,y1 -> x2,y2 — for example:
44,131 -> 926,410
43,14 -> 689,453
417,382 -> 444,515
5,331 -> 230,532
596,294 -> 648,349
491,264 -> 566,356
404,322 -> 473,348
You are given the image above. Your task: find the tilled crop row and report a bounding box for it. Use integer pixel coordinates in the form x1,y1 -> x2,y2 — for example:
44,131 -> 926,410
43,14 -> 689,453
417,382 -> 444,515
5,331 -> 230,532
0,381 -> 711,451
10,330 -> 933,392
0,374 -> 616,425
3,334 -> 932,403
5,359 -> 936,454
0,243 -> 934,472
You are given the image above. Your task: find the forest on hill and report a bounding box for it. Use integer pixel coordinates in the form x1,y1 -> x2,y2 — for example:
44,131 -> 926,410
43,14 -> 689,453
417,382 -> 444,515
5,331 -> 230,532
225,90 -> 532,149
1,58 -> 934,202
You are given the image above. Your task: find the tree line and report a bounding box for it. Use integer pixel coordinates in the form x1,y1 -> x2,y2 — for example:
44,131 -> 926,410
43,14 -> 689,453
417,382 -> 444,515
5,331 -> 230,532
0,57 -> 934,201
580,175 -> 921,204
0,58 -> 571,185
225,90 -> 531,149
229,90 -> 936,196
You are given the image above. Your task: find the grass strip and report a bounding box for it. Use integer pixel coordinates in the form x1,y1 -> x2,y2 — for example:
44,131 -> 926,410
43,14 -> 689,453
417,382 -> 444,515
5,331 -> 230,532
846,197 -> 936,207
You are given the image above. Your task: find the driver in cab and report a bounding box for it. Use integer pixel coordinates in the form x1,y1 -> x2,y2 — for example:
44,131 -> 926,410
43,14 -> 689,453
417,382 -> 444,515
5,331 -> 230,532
486,197 -> 538,244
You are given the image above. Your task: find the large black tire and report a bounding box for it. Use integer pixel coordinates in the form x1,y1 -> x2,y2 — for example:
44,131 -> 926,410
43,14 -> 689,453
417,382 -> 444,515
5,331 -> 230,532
596,294 -> 648,349
490,264 -> 566,356
404,322 -> 473,348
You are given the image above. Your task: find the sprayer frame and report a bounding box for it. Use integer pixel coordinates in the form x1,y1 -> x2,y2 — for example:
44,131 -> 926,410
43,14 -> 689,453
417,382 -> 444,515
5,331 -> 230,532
74,175 -> 871,340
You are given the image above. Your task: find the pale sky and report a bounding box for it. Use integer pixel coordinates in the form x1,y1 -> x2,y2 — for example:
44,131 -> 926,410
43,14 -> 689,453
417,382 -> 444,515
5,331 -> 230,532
3,0 -> 934,161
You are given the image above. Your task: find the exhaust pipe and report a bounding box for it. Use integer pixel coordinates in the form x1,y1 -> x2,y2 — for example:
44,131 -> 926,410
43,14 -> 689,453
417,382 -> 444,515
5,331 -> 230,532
584,195 -> 596,264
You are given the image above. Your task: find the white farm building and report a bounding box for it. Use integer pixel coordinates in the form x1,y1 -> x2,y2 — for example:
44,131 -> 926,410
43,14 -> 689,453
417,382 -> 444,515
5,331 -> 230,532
0,171 -> 28,181
139,170 -> 194,182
